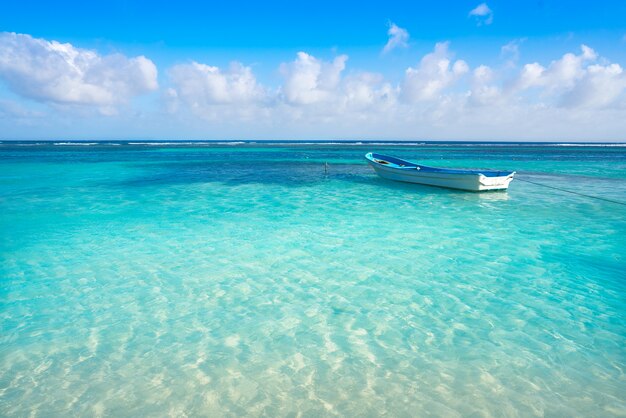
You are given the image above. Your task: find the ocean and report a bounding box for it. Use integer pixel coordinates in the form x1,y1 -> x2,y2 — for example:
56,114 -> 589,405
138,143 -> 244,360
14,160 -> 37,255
1,141 -> 625,417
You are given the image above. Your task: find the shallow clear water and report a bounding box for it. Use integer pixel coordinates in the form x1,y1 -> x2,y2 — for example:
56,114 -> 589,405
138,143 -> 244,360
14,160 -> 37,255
1,142 -> 625,417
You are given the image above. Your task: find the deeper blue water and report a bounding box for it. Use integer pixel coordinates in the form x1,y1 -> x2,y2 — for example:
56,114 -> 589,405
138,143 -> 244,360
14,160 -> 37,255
1,142 -> 625,417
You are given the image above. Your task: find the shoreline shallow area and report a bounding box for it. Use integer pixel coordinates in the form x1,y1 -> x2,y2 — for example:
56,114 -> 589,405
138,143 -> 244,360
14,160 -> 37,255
1,143 -> 625,416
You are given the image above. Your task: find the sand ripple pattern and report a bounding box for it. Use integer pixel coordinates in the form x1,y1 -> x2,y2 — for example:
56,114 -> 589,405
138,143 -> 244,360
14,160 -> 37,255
1,144 -> 625,417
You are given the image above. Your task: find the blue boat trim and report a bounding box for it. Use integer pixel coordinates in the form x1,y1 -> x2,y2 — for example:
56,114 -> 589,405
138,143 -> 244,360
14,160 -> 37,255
366,153 -> 514,177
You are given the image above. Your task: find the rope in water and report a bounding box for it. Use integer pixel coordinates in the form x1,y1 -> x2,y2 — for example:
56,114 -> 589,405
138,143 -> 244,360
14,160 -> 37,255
516,177 -> 626,206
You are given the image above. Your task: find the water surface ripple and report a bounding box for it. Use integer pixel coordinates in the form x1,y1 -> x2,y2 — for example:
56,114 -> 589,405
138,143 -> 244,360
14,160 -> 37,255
1,143 -> 625,417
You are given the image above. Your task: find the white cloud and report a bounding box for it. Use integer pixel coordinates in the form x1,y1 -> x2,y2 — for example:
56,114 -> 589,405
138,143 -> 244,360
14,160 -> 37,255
163,51 -> 398,130
402,42 -> 469,102
0,32 -> 157,112
541,45 -> 597,91
260,44 -> 625,138
342,73 -> 396,110
507,44 -> 625,108
468,65 -> 501,106
469,3 -> 493,25
561,63 -> 626,108
280,52 -> 348,104
166,61 -> 267,121
513,46 -> 597,92
169,61 -> 264,105
3,34 -> 626,141
515,62 -> 548,91
383,23 -> 409,54
276,52 -> 397,128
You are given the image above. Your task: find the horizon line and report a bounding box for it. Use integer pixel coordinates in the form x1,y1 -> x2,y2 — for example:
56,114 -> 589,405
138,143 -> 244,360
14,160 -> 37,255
2,139 -> 626,145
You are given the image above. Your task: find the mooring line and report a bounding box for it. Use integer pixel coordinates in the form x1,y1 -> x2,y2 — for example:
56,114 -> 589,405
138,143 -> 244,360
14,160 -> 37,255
516,177 -> 626,206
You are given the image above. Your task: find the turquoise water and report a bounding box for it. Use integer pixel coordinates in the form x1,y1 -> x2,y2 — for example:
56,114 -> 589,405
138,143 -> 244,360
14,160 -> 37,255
1,142 -> 625,417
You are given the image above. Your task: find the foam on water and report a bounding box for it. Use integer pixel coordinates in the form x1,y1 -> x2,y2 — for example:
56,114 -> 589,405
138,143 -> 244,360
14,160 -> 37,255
1,143 -> 625,417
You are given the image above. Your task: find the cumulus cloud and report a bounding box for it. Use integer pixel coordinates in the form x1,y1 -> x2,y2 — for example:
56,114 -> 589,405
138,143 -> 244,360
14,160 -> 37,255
163,51 -> 398,129
468,65 -> 501,106
469,3 -> 493,26
276,52 -> 397,127
165,61 -> 267,121
0,32 -> 157,112
507,44 -> 626,108
169,61 -> 264,105
383,23 -> 409,54
267,43 -> 625,137
341,73 -> 396,110
560,63 -> 626,108
280,52 -> 348,104
514,45 -> 597,91
402,42 -> 468,102
4,32 -> 625,141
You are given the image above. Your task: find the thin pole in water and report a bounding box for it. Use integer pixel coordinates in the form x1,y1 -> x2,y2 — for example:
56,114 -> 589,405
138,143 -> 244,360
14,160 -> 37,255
324,162 -> 329,175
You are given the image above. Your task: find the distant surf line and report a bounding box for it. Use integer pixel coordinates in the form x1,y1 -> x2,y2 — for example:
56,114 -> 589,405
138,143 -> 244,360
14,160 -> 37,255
1,140 -> 626,147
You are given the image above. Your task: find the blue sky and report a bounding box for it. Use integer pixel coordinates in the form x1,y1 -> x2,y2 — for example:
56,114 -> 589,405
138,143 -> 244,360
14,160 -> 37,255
1,0 -> 625,140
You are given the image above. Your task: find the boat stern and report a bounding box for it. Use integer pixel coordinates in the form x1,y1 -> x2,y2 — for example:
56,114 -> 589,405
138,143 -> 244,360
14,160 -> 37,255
477,172 -> 516,191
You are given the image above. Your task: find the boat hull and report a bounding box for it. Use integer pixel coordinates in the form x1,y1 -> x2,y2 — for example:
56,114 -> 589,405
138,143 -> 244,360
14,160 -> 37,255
365,154 -> 514,192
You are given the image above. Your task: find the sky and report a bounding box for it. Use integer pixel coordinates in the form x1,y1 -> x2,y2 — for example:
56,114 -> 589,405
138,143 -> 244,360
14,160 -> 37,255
1,0 -> 625,141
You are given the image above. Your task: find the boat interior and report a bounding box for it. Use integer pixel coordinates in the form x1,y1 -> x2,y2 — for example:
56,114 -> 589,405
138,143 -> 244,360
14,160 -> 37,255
367,153 -> 514,177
